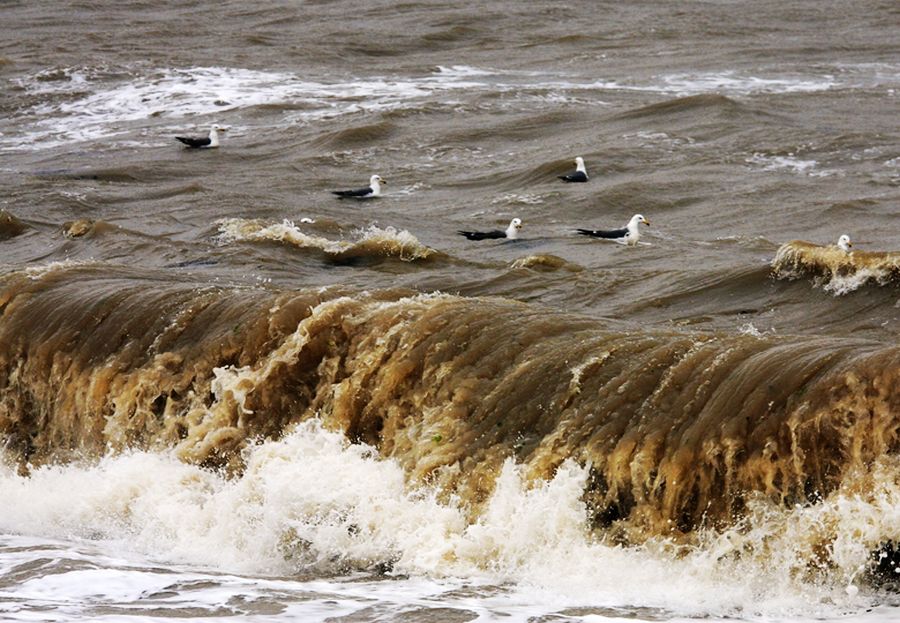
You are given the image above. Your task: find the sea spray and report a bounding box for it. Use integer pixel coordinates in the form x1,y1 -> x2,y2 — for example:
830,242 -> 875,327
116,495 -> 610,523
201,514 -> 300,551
1,423 -> 898,617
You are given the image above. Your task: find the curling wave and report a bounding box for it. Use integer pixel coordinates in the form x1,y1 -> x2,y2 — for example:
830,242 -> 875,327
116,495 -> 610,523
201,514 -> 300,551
217,218 -> 436,263
772,240 -> 900,295
1,265 -> 899,549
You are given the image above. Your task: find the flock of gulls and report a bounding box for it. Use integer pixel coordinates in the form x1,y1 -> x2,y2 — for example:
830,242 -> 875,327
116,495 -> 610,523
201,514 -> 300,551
175,126 -> 853,252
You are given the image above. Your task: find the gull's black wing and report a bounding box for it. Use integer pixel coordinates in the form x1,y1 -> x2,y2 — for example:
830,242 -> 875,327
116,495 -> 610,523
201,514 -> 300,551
575,226 -> 627,239
558,171 -> 588,183
175,136 -> 212,148
332,186 -> 374,198
458,229 -> 506,241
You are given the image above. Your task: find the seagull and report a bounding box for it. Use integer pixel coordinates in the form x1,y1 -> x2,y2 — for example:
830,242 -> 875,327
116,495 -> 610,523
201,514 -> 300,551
576,214 -> 650,246
175,124 -> 226,148
558,156 -> 589,183
331,174 -> 386,199
837,234 -> 852,253
458,218 -> 523,241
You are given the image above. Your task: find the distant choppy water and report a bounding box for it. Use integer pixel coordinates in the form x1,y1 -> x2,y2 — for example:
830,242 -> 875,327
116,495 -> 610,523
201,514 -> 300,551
1,1 -> 900,621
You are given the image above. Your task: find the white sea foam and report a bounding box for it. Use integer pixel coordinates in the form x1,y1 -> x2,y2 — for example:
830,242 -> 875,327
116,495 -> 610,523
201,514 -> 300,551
217,217 -> 351,254
433,65 -> 499,78
624,130 -> 697,147
5,62 -> 894,152
0,422 -> 898,621
3,66 -> 492,151
661,71 -> 838,94
820,268 -> 888,296
746,153 -> 837,177
22,259 -> 95,280
216,218 -> 434,262
738,322 -> 777,337
490,192 -> 545,206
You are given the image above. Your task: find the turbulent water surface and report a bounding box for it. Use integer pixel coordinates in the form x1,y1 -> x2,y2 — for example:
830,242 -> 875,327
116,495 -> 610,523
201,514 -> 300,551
1,1 -> 900,621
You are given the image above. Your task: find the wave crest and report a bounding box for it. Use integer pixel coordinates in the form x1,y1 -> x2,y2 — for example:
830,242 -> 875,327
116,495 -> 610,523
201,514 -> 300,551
2,269 -> 899,547
217,218 -> 435,262
510,254 -> 582,272
772,240 -> 900,295
0,210 -> 29,240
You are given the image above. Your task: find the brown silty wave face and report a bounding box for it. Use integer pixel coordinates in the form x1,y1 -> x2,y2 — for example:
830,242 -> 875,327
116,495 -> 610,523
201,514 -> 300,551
216,218 -> 439,263
773,240 -> 900,294
0,211 -> 30,240
2,264 -> 897,540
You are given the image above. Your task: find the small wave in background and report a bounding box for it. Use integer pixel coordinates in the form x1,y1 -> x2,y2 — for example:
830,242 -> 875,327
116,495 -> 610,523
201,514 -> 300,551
216,217 -> 437,263
773,240 -> 900,295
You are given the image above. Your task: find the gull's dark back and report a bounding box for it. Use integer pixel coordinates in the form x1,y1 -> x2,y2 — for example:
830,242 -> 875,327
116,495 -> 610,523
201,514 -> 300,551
559,171 -> 588,183
175,136 -> 212,148
576,227 -> 627,238
332,186 -> 373,198
458,229 -> 505,241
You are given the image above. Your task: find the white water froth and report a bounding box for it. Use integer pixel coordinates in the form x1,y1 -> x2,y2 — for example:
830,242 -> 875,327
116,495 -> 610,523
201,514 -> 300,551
738,322 -> 774,337
746,153 -> 838,177
660,71 -> 837,94
5,62 -> 895,151
4,66 -> 489,151
820,268 -> 891,296
1,422 -> 898,621
216,218 -> 433,261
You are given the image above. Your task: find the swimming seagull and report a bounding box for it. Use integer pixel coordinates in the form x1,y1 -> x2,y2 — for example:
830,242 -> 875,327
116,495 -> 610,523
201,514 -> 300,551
458,218 -> 523,241
576,214 -> 650,246
175,124 -> 226,148
558,157 -> 589,183
837,234 -> 852,253
331,174 -> 386,199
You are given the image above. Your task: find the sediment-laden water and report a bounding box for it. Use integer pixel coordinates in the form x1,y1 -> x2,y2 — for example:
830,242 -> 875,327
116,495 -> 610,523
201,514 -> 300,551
1,1 -> 899,621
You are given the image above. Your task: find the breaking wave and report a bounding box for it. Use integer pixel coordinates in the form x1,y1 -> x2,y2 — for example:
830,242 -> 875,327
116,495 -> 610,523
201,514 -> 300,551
772,240 -> 900,295
1,421 -> 898,617
217,218 -> 436,263
1,265 -> 898,546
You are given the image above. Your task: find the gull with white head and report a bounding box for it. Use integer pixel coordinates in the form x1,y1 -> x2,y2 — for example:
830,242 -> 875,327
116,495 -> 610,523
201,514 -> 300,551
576,214 -> 650,246
837,234 -> 852,253
175,124 -> 226,149
332,174 -> 386,199
558,156 -> 589,183
458,217 -> 523,241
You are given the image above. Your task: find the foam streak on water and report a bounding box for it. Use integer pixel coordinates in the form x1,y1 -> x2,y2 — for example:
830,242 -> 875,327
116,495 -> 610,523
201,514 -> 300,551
5,62 -> 899,151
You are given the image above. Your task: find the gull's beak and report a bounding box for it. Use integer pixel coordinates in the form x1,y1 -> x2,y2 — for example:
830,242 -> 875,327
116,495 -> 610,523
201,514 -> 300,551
848,242 -> 852,247
643,218 -> 650,226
